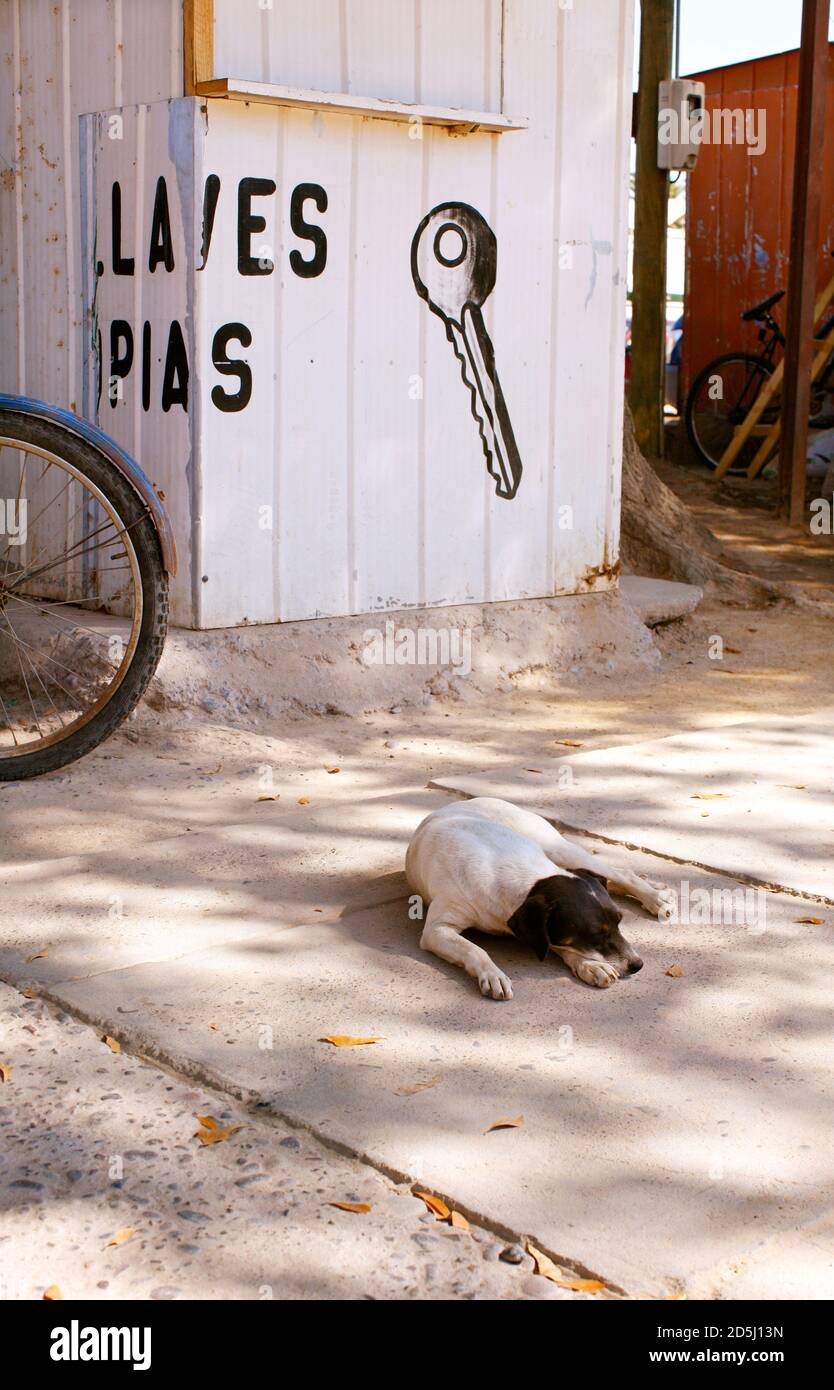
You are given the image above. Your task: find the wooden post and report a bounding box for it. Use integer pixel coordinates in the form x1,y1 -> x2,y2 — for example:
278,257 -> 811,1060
630,0 -> 674,458
183,0 -> 214,96
779,0 -> 831,525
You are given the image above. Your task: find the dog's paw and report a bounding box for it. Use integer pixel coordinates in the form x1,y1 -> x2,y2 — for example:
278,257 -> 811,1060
477,966 -> 513,1001
574,958 -> 619,989
648,886 -> 675,919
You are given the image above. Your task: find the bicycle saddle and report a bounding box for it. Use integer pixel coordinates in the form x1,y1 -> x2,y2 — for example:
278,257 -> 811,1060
741,289 -> 785,321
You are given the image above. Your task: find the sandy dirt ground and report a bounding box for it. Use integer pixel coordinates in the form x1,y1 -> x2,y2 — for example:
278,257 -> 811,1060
2,536 -> 833,1300
4,586 -> 833,868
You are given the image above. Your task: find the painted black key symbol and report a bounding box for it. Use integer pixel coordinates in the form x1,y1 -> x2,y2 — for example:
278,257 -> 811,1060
411,202 -> 523,500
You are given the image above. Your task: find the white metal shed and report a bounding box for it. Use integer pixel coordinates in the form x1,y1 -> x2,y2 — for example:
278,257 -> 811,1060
0,0 -> 634,630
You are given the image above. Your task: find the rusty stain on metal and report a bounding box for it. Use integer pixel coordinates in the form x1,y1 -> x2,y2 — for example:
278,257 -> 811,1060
578,558 -> 621,590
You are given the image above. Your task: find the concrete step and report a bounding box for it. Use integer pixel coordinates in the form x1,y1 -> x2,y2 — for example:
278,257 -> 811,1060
620,574 -> 703,627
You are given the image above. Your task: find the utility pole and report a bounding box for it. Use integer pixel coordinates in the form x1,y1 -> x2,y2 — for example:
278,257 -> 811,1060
630,0 -> 674,458
779,0 -> 831,525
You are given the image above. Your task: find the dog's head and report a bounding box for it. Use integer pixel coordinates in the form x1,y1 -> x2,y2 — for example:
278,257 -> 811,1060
507,870 -> 643,979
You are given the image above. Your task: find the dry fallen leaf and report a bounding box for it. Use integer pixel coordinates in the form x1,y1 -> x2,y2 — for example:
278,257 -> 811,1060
395,1075 -> 444,1096
194,1114 -> 243,1147
724,646 -> 742,654
691,792 -> 733,800
665,964 -> 684,978
102,1035 -> 121,1054
527,1242 -> 562,1281
413,1190 -> 451,1220
26,948 -> 48,962
524,768 -> 543,774
108,1227 -> 136,1247
485,1115 -> 524,1133
527,1242 -> 605,1293
319,1035 -> 383,1047
778,784 -> 806,790
325,766 -> 341,774
555,739 -> 583,747
21,986 -> 37,1000
796,917 -> 825,925
328,1202 -> 371,1214
43,1285 -> 63,1301
0,1063 -> 12,1084
412,1190 -> 469,1228
256,794 -> 279,802
208,1023 -> 219,1031
297,797 -> 310,805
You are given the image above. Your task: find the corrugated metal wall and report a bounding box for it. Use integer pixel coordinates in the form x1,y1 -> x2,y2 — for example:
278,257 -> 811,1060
4,0 -> 635,629
0,0 -> 182,410
684,45 -> 834,397
213,0 -> 503,112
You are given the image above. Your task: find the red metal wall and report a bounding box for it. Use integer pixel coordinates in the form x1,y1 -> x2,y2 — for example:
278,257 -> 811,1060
683,45 -> 834,397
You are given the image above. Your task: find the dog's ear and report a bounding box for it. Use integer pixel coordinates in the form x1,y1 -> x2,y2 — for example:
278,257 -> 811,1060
508,893 -> 550,961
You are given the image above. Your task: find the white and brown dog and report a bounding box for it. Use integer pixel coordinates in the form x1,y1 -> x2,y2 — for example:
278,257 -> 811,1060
406,797 -> 666,999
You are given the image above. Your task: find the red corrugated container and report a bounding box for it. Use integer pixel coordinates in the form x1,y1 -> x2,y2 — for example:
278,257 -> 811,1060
683,45 -> 834,399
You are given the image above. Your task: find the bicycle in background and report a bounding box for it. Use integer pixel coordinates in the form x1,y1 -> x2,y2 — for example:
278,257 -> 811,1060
685,287 -> 834,474
0,395 -> 175,780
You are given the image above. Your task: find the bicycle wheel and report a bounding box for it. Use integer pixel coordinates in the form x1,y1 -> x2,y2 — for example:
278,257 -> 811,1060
685,352 -> 776,473
0,409 -> 167,780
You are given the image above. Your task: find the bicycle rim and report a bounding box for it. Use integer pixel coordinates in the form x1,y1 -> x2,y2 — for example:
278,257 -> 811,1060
0,438 -> 143,759
688,356 -> 774,472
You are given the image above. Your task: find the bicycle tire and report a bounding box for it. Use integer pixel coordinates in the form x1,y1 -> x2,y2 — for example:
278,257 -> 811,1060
0,409 -> 167,780
685,352 -> 775,473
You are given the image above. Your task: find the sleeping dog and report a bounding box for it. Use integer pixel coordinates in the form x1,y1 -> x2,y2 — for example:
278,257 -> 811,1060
406,797 -> 666,999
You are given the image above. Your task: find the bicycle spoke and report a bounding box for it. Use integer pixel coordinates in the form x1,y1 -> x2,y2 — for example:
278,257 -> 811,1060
0,473 -> 73,571
0,687 -> 22,747
5,475 -> 89,584
16,634 -> 69,733
8,514 -> 124,590
688,356 -> 774,471
1,451 -> 78,583
0,610 -> 114,688
1,616 -> 86,712
0,428 -> 159,768
6,592 -> 132,642
2,611 -> 44,739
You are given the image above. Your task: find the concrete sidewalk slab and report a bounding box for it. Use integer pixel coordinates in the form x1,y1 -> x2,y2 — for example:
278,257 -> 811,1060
0,789 -> 440,984
1,981 -> 549,1302
431,712 -> 834,901
26,842 -> 834,1298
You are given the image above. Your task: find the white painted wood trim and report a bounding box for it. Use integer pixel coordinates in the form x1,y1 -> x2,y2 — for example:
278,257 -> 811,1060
195,77 -> 528,132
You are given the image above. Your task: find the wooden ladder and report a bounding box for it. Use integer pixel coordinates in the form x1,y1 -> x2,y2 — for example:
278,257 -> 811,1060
713,268 -> 834,481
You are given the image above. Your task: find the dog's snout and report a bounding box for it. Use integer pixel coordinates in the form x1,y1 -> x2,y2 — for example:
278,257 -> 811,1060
627,956 -> 643,975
